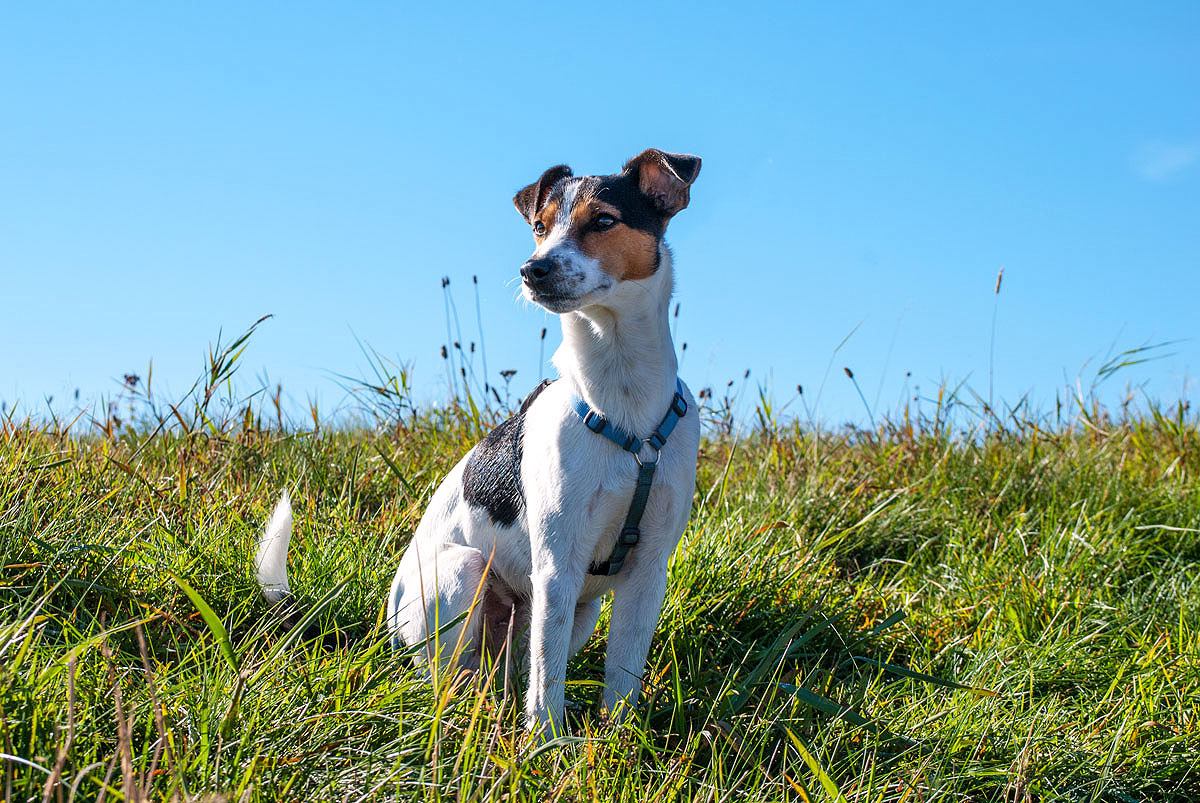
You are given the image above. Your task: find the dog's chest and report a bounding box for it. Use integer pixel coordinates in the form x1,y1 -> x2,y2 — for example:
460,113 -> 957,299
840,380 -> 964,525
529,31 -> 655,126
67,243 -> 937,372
456,380 -> 697,595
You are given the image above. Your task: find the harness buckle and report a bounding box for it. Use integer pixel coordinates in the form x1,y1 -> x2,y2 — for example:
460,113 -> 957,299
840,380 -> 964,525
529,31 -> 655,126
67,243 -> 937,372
583,410 -> 606,434
670,393 -> 688,417
618,526 -> 640,546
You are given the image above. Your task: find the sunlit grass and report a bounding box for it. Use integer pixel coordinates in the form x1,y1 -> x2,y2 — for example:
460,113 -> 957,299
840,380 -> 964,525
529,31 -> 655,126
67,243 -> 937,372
2,329 -> 1198,801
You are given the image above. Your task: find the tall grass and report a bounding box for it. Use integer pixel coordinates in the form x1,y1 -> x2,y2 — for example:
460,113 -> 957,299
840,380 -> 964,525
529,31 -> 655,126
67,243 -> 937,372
1,320 -> 1198,801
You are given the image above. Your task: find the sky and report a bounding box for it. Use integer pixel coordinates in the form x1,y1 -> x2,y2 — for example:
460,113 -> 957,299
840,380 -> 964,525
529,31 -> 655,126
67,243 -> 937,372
2,2 -> 1198,428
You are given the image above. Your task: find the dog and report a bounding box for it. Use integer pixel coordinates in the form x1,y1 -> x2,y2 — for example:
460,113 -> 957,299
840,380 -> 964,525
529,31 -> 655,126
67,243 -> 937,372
256,148 -> 702,738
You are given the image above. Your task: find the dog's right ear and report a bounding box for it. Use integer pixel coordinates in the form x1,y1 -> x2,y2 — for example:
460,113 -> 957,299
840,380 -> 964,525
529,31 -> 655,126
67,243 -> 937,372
514,165 -> 573,223
624,149 -> 702,219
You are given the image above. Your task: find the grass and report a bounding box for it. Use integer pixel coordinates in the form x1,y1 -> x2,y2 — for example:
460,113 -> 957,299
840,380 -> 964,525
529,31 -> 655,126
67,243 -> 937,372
2,334 -> 1199,801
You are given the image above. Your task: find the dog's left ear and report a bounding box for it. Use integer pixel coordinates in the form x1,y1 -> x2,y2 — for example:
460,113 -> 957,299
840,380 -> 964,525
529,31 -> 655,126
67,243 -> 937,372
514,165 -> 573,223
624,149 -> 702,218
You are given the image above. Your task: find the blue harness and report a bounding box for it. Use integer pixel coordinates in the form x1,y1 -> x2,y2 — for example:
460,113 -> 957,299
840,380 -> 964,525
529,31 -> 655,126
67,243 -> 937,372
570,378 -> 689,575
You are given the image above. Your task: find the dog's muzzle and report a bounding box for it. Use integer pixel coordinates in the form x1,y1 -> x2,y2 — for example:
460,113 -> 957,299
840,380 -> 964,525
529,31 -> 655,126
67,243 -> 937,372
520,257 -> 558,289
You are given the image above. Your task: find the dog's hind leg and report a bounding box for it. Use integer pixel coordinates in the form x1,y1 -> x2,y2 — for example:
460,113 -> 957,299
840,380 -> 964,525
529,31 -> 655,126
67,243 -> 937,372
568,598 -> 603,656
388,544 -> 489,675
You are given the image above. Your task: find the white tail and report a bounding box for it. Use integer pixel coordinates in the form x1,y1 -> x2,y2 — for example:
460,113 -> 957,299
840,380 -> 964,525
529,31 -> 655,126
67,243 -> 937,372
256,491 -> 293,603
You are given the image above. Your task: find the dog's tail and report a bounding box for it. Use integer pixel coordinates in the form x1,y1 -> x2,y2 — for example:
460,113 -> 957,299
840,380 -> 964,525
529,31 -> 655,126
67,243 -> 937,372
256,491 -> 293,603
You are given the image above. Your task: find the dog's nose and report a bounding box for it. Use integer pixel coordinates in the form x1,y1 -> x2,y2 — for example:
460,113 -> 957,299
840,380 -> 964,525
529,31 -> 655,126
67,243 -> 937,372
520,258 -> 556,283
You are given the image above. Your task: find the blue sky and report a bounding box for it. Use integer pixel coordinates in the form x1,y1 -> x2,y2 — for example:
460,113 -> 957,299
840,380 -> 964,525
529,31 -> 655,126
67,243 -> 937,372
3,3 -> 1197,426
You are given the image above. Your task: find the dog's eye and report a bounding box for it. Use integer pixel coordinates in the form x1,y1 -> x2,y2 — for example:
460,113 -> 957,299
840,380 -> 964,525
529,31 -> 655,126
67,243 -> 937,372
533,221 -> 547,236
594,215 -> 616,230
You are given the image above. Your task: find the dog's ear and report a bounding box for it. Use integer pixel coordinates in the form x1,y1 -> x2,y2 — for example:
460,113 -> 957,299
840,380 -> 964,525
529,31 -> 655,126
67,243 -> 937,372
623,149 -> 702,218
514,165 -> 573,223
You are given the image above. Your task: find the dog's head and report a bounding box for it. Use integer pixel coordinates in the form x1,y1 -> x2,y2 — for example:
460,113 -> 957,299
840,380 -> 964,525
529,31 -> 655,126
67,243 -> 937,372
513,149 -> 701,313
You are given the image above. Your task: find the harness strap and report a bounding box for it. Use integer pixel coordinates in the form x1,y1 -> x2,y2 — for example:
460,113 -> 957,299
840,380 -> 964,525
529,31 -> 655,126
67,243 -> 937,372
570,378 -> 688,576
589,460 -> 657,576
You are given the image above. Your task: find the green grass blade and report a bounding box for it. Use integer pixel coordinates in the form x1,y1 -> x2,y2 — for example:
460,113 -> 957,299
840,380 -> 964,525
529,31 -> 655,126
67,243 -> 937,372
853,655 -> 998,697
171,572 -> 240,675
783,727 -> 847,803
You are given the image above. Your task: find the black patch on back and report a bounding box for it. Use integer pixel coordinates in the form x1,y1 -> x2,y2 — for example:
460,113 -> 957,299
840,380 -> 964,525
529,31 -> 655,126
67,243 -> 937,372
462,380 -> 553,527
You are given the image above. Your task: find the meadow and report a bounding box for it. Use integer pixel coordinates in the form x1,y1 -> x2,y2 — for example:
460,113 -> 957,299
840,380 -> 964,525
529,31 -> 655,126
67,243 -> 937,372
2,327 -> 1198,801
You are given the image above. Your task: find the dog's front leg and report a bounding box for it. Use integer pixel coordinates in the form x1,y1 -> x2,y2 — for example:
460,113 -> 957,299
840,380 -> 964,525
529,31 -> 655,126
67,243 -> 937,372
602,556 -> 670,722
525,548 -> 583,739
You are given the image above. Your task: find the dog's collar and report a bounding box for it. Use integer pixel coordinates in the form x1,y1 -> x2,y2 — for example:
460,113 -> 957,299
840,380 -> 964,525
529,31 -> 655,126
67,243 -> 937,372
571,378 -> 687,458
570,378 -> 688,576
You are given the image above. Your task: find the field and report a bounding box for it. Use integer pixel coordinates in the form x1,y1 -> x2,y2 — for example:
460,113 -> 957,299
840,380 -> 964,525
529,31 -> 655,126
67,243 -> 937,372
2,343 -> 1199,801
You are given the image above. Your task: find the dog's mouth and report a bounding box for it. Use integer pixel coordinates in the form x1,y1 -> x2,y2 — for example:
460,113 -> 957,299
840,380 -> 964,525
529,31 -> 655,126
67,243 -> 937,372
524,285 -> 582,313
524,279 -> 615,314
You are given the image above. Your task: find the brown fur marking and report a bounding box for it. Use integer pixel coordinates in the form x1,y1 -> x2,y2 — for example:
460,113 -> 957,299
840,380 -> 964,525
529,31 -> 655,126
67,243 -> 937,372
534,198 -> 560,238
568,199 -> 619,228
579,224 -> 658,281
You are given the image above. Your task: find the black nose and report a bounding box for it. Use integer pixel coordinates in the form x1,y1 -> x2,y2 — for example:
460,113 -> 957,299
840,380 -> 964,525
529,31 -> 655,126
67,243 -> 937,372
520,258 -> 555,283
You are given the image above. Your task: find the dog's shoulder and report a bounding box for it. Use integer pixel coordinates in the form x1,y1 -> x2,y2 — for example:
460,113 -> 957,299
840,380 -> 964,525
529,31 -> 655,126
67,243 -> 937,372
461,380 -> 554,527
518,379 -> 555,415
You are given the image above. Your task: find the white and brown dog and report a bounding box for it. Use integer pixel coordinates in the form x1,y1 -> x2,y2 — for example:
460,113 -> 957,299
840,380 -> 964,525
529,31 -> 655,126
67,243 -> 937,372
257,148 -> 702,737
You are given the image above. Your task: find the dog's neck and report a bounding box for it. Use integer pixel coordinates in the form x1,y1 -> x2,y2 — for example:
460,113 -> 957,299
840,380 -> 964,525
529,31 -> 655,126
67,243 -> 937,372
553,244 -> 679,438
